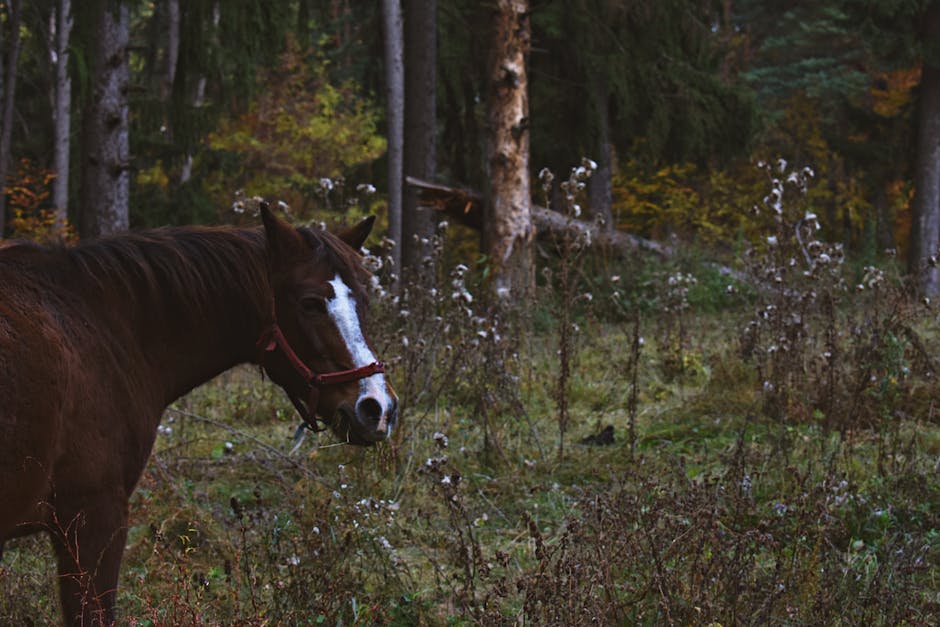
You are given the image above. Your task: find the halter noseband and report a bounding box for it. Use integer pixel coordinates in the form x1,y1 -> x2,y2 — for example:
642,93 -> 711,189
256,314 -> 386,432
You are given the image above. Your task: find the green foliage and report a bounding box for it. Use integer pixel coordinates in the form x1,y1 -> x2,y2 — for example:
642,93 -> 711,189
739,1 -> 872,106
607,88 -> 908,256
729,0 -> 930,264
530,0 -> 759,167
202,38 -> 386,219
131,0 -> 297,155
0,0 -> 928,261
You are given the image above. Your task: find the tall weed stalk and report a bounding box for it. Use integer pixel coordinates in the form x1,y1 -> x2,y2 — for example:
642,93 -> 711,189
739,159 -> 934,461
540,159 -> 597,458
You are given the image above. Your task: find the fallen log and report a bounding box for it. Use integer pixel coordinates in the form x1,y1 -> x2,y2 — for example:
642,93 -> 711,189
405,175 -> 672,259
403,175 -> 763,291
532,203 -> 673,258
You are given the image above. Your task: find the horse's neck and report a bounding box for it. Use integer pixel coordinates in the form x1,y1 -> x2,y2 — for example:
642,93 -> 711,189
75,228 -> 270,406
158,233 -> 270,405
143,296 -> 264,406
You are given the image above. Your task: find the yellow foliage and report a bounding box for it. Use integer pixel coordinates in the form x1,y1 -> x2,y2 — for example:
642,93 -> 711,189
5,158 -> 75,243
612,94 -> 885,253
612,159 -> 765,250
870,67 -> 920,118
205,37 -> 386,219
136,161 -> 171,189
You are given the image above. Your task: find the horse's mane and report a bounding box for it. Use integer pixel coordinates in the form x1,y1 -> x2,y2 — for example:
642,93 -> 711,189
1,223 -> 366,321
0,228 -> 266,325
85,227 -> 273,319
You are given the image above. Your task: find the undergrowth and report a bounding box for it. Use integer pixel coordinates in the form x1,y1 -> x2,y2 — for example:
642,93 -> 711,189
2,163 -> 938,625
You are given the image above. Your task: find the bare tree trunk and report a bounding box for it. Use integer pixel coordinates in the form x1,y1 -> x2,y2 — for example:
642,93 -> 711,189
484,0 -> 533,298
52,0 -> 73,233
588,77 -> 614,231
297,0 -> 309,39
874,177 -> 896,253
160,0 -> 180,105
909,0 -> 940,297
180,1 -> 219,185
0,3 -> 4,99
0,0 -> 22,236
382,0 -> 404,280
402,0 -> 437,282
80,0 -> 131,237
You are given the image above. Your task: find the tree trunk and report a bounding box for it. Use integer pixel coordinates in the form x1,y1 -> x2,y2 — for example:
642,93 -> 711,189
52,0 -> 73,233
588,77 -> 614,232
80,0 -> 131,237
160,0 -> 180,105
401,0 -> 437,282
297,0 -> 310,39
180,0 -> 219,185
873,177 -> 896,253
909,0 -> 940,297
382,0 -> 404,280
0,0 -> 22,236
484,0 -> 533,298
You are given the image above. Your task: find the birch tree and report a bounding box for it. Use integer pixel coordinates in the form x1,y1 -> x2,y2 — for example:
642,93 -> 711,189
51,0 -> 72,232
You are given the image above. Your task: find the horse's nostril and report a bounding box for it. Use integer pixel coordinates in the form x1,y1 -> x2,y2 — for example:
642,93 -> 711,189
356,397 -> 384,425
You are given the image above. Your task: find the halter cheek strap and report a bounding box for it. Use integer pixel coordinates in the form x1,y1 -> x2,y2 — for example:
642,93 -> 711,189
257,319 -> 386,431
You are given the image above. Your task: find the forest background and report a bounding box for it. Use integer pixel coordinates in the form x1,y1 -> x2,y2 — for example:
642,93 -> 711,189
0,1 -> 939,624
1,0 -> 938,290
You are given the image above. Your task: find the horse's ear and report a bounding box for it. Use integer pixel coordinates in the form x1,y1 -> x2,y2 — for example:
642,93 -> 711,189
337,216 -> 375,252
260,201 -> 305,266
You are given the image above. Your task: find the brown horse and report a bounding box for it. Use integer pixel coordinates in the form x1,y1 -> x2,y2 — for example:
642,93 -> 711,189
0,205 -> 397,625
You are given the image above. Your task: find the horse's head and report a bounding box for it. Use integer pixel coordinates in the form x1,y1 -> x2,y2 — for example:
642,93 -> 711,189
258,204 -> 398,445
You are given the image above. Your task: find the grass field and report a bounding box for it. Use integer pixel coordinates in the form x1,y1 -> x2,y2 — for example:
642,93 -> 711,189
1,245 -> 938,625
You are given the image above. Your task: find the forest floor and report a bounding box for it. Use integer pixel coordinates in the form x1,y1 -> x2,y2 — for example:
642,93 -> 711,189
1,260 -> 939,625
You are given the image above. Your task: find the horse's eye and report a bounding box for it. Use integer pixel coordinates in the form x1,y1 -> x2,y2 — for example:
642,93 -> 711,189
300,295 -> 326,315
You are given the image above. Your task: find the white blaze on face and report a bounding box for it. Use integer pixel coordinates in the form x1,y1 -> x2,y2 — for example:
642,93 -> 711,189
326,274 -> 394,431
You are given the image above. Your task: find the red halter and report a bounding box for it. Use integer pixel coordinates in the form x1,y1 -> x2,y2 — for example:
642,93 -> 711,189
256,316 -> 386,431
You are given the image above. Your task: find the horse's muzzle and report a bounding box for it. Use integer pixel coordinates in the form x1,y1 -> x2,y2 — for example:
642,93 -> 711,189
350,393 -> 398,443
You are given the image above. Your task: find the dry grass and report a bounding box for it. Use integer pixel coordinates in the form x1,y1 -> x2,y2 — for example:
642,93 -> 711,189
2,169 -> 939,624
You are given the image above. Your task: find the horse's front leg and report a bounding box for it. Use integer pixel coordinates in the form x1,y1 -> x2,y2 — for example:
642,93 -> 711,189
51,491 -> 129,626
